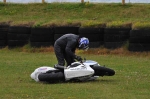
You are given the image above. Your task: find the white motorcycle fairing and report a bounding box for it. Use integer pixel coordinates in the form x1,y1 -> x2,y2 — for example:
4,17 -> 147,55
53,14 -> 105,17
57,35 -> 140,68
64,61 -> 95,81
30,60 -> 100,82
30,66 -> 57,82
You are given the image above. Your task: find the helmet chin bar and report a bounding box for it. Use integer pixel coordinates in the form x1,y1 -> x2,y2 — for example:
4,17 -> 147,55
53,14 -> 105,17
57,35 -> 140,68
84,47 -> 89,51
79,45 -> 89,51
85,47 -> 89,51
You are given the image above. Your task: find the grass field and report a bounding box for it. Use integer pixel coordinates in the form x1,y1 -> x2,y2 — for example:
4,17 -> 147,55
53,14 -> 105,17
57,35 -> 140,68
0,48 -> 150,99
0,2 -> 150,98
1,3 -> 150,28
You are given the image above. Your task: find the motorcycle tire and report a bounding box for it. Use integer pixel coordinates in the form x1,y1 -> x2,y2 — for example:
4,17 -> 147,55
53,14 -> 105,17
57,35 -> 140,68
38,71 -> 65,83
92,66 -> 115,76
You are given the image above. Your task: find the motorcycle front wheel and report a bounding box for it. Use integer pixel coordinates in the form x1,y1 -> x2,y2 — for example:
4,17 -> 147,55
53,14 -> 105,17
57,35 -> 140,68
91,66 -> 115,76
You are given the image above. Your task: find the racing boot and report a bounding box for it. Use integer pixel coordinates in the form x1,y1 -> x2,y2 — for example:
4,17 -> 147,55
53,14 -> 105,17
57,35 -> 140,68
54,64 -> 66,70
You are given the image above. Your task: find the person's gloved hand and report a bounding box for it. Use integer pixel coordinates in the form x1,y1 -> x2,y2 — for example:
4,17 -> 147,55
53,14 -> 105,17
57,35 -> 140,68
75,56 -> 83,61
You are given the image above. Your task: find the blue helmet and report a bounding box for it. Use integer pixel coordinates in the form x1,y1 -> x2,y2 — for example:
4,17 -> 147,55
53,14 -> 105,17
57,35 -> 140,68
79,37 -> 89,50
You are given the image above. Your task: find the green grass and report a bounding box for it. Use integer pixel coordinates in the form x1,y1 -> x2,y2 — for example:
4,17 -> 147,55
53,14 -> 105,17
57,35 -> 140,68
1,3 -> 150,28
0,3 -> 150,98
0,49 -> 150,99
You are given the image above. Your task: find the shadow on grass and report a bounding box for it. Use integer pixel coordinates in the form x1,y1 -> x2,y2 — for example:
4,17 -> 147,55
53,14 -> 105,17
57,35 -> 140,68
32,78 -> 118,85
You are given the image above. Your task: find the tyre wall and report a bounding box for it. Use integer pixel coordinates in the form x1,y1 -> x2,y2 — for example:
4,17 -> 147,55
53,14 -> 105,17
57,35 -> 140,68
54,26 -> 79,41
30,27 -> 54,47
79,27 -> 104,48
0,25 -> 9,48
7,26 -> 31,48
1,25 -> 150,52
129,30 -> 150,52
104,28 -> 130,49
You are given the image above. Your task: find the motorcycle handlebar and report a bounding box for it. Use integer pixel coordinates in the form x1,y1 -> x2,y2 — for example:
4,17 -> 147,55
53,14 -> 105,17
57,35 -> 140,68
79,58 -> 86,64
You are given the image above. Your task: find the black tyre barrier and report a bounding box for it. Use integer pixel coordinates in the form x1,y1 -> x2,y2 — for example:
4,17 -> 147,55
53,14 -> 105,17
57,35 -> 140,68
0,33 -> 7,47
30,27 -> 54,47
30,42 -> 54,47
54,34 -> 64,41
30,27 -> 53,42
0,25 -> 9,48
8,40 -> 29,47
104,28 -> 131,49
54,26 -> 79,42
54,33 -> 79,41
104,34 -> 129,42
0,40 -> 7,48
129,30 -> 150,43
104,42 -> 125,49
2,25 -> 150,52
79,33 -> 103,42
8,26 -> 31,47
130,30 -> 150,37
0,32 -> 7,40
0,24 -> 9,32
129,43 -> 150,52
9,26 -> 31,34
79,27 -> 104,48
129,36 -> 150,43
30,36 -> 53,42
54,26 -> 79,34
8,33 -> 30,40
89,41 -> 104,48
129,30 -> 150,52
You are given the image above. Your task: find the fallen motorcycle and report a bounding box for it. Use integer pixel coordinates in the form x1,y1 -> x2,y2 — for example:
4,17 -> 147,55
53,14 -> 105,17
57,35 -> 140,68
30,58 -> 115,83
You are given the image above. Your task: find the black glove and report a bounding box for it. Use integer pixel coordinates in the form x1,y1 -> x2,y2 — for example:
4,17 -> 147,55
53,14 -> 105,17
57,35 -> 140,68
75,56 -> 83,61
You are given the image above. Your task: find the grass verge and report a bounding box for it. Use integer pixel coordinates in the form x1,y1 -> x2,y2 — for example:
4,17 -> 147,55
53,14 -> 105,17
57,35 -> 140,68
1,3 -> 150,28
0,49 -> 150,99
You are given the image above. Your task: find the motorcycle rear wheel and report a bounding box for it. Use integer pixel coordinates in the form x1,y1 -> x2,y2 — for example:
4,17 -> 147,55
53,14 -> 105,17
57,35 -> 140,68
38,71 -> 65,82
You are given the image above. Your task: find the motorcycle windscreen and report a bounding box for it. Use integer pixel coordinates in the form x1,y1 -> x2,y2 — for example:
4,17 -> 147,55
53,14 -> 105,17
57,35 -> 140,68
83,60 -> 99,66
